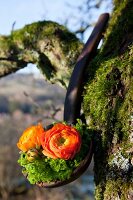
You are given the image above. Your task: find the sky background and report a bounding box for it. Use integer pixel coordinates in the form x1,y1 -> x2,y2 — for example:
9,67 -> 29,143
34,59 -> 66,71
0,0 -> 112,74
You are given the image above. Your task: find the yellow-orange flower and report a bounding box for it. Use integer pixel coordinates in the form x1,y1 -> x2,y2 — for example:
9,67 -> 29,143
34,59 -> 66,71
17,123 -> 44,152
41,123 -> 81,160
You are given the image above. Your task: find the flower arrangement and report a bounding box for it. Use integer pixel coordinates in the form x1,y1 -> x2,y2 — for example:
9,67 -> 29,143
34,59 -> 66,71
17,120 -> 91,185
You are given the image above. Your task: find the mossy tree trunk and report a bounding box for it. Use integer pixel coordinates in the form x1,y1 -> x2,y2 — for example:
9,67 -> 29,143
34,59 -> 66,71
83,0 -> 133,199
0,0 -> 132,199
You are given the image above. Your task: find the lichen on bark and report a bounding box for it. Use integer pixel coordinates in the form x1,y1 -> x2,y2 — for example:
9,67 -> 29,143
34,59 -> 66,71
0,21 -> 83,88
83,0 -> 133,199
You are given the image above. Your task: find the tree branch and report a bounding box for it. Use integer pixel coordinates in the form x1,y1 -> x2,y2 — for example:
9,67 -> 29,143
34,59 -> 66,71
0,21 -> 83,88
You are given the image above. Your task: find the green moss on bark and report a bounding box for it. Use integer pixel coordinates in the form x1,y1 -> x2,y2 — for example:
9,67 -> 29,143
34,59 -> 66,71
104,179 -> 132,200
83,0 -> 133,199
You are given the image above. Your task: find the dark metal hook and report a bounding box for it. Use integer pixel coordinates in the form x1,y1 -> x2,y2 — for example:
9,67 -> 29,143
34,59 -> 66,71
64,13 -> 109,124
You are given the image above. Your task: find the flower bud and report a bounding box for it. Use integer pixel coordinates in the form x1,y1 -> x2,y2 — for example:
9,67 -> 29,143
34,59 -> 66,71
26,149 -> 39,162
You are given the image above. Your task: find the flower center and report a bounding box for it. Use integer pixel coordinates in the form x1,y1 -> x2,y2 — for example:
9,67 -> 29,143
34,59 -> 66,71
58,137 -> 66,146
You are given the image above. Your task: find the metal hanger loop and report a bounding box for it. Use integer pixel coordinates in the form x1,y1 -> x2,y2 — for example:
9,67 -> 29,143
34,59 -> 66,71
64,13 -> 109,125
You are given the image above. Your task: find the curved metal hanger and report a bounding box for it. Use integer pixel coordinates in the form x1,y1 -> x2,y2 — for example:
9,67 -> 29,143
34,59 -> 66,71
64,13 -> 109,124
37,13 -> 109,188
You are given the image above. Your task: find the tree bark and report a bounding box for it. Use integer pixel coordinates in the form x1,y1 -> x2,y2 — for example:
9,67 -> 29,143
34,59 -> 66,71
83,0 -> 133,199
0,21 -> 83,88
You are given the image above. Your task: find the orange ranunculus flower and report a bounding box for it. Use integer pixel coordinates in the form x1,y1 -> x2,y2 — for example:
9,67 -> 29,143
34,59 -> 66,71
41,123 -> 81,160
17,123 -> 45,152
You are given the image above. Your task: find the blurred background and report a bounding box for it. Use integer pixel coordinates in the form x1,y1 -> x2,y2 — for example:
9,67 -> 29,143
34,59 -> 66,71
0,1 -> 112,199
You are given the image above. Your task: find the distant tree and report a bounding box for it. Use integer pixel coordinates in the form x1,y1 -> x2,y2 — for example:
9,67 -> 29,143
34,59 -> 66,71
64,0 -> 112,40
0,0 -> 132,199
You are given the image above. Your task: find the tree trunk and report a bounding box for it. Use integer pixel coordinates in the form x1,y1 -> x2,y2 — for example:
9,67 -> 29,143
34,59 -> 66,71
83,0 -> 133,199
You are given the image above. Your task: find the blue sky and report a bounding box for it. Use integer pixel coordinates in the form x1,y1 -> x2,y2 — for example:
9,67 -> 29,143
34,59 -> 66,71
0,0 -> 86,35
0,0 -> 112,73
